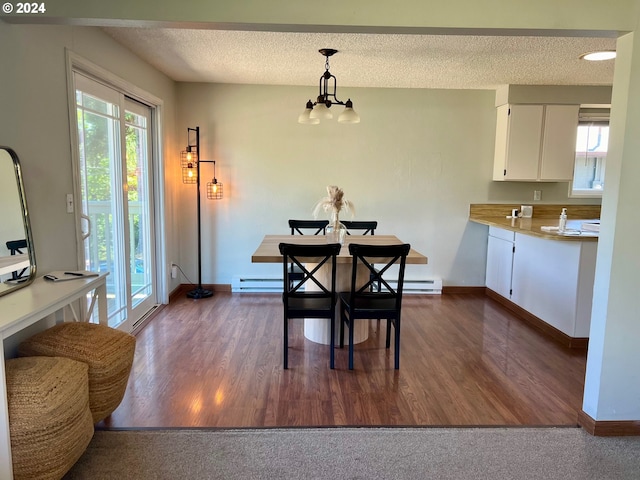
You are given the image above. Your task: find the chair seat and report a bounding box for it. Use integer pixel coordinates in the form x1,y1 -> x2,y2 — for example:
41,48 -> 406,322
287,295 -> 335,317
339,292 -> 398,317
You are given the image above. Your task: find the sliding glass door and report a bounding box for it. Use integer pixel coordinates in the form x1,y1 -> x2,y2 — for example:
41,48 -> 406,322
73,72 -> 157,331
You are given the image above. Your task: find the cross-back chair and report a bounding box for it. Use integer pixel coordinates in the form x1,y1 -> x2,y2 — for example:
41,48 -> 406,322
341,220 -> 377,236
338,243 -> 411,370
279,242 -> 341,369
288,219 -> 330,236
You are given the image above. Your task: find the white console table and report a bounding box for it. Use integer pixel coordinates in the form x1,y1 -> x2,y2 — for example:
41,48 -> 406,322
0,273 -> 108,480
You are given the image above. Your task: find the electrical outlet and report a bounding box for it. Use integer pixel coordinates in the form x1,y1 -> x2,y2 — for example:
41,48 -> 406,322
533,190 -> 542,201
171,264 -> 178,279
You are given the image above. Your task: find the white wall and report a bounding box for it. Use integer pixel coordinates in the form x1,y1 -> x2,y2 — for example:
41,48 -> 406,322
0,23 -> 181,293
583,31 -> 640,421
175,83 -> 594,287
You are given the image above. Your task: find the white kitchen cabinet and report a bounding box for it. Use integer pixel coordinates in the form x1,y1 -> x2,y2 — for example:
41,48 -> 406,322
485,227 -> 597,338
486,226 -> 515,299
511,233 -> 597,337
493,104 -> 579,182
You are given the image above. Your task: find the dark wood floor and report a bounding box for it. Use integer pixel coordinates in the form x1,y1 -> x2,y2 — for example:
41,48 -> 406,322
99,292 -> 587,429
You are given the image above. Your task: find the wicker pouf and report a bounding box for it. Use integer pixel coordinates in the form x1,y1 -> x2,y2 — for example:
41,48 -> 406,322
18,322 -> 136,423
6,356 -> 94,480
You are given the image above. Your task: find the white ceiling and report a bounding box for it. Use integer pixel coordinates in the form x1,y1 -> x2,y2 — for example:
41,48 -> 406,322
102,28 -> 617,90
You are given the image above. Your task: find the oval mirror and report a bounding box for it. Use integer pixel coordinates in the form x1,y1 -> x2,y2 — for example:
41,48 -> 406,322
0,146 -> 36,296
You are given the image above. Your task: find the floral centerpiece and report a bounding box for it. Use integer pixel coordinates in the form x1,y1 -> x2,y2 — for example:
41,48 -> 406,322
313,185 -> 355,244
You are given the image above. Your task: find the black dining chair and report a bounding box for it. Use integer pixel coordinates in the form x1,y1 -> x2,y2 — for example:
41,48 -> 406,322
287,220 -> 330,287
339,243 -> 411,370
341,220 -> 377,236
279,242 -> 341,369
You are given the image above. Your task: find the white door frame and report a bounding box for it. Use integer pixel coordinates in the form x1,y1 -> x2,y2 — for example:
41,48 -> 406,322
65,50 -> 169,314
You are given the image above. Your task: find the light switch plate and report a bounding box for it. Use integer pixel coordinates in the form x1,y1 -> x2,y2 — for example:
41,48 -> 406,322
66,193 -> 74,213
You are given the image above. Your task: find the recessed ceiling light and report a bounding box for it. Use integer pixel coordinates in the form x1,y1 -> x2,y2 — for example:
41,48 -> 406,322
580,50 -> 617,61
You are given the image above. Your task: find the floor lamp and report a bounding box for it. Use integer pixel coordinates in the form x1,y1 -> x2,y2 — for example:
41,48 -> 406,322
181,126 -> 223,299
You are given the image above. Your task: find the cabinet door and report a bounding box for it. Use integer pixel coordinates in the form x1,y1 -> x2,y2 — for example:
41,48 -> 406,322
511,233 -> 581,336
539,105 -> 579,181
486,234 -> 514,299
503,105 -> 544,181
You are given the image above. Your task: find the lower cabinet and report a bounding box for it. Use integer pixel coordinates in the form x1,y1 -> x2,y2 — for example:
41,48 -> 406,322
486,227 -> 597,338
486,227 -> 515,299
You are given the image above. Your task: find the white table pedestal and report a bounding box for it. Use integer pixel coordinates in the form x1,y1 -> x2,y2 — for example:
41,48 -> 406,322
303,262 -> 369,345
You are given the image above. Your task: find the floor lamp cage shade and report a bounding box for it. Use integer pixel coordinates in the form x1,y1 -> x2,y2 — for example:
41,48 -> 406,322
207,176 -> 223,200
181,146 -> 198,183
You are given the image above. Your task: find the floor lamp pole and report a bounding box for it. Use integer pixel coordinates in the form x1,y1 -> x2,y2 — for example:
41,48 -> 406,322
187,126 -> 213,299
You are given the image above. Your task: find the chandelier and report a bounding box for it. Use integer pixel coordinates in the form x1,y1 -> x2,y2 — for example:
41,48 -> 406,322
298,49 -> 360,125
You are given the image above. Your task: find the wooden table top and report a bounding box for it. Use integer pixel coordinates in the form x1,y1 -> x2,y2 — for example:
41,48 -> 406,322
251,235 -> 428,264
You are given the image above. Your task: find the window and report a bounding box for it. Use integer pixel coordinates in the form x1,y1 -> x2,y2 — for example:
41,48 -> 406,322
571,108 -> 609,197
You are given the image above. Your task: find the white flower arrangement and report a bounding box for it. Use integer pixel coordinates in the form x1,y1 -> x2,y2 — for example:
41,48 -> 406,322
312,185 -> 355,221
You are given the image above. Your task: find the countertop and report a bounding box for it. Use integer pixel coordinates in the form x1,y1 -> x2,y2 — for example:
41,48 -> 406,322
469,204 -> 600,242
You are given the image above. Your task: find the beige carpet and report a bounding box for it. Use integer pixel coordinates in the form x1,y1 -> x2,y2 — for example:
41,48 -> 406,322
64,427 -> 640,479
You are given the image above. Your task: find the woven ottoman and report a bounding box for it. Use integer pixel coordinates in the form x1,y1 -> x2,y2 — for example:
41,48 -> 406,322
6,356 -> 94,480
18,322 -> 136,423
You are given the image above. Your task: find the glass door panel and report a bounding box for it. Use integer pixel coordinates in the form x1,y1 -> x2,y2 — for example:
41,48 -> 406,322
124,99 -> 155,314
74,72 -> 156,331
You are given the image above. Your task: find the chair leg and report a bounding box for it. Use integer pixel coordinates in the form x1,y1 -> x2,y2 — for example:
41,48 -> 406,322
385,318 -> 392,349
283,316 -> 288,369
330,313 -> 335,369
348,318 -> 355,370
394,317 -> 400,370
339,305 -> 345,348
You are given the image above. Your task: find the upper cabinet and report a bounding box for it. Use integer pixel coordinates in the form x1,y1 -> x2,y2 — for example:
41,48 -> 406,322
493,104 -> 579,182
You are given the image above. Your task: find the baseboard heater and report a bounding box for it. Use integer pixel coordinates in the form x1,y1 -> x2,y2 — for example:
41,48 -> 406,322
232,276 -> 442,294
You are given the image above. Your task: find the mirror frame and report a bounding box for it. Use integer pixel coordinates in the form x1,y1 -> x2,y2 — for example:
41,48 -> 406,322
0,146 -> 36,297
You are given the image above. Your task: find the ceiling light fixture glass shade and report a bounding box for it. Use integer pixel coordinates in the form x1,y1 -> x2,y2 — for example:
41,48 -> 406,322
297,101 -> 320,124
309,102 -> 333,120
298,48 -> 360,125
580,50 -> 617,61
338,99 -> 360,124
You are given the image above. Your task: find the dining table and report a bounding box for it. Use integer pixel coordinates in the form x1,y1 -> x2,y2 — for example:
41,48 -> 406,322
251,234 -> 428,345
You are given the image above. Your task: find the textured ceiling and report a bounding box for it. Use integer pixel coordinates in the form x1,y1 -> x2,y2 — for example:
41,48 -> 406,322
102,28 -> 617,90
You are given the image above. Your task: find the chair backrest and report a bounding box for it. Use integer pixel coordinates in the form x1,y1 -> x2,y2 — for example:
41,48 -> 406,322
289,220 -> 329,235
347,243 -> 411,310
279,243 -> 341,298
341,221 -> 377,235
6,239 -> 27,255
